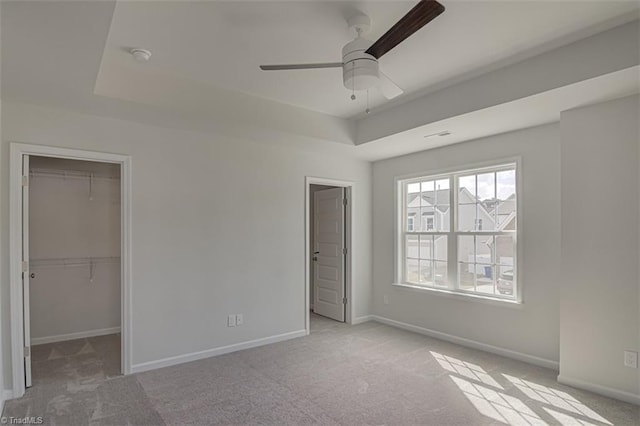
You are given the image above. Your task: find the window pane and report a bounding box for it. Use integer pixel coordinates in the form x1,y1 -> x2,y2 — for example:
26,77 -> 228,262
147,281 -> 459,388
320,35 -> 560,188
434,236 -> 447,261
407,186 -> 420,230
458,262 -> 475,291
435,179 -> 450,202
434,261 -> 447,287
406,259 -> 419,284
407,182 -> 420,194
458,203 -> 476,232
406,235 -> 419,259
419,235 -> 432,259
434,179 -> 450,231
476,265 -> 495,296
497,265 -> 515,298
458,235 -> 474,264
421,180 -> 435,206
476,172 -> 496,202
475,235 -> 494,265
497,170 -> 516,201
459,175 -> 476,199
496,170 -> 516,230
495,235 -> 515,267
421,207 -> 435,231
420,260 -> 433,284
436,209 -> 449,232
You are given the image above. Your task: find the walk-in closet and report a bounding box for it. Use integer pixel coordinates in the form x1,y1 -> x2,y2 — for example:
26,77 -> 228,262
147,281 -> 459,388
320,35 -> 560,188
27,156 -> 122,389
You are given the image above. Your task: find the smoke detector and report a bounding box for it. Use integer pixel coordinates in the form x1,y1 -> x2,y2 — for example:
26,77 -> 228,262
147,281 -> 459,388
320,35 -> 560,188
130,48 -> 152,62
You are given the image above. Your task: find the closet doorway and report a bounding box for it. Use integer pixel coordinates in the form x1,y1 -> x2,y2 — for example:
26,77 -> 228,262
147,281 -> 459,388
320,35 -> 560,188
9,143 -> 132,399
27,156 -> 121,389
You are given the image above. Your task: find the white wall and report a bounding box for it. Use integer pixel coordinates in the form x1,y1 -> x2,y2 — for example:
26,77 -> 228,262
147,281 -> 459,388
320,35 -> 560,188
0,101 -> 372,389
372,124 -> 562,364
28,157 -> 121,343
559,95 -> 639,402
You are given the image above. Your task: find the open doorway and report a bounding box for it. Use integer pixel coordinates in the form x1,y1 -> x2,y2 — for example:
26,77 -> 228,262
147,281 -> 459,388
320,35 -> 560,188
305,177 -> 354,334
9,143 -> 132,399
26,156 -> 122,390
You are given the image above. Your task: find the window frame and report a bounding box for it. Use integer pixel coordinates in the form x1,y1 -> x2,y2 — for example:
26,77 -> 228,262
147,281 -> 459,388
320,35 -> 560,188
394,159 -> 522,305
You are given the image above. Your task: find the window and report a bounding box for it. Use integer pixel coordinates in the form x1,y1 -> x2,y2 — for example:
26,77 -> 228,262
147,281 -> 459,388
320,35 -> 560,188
407,215 -> 415,231
425,216 -> 434,231
398,163 -> 518,301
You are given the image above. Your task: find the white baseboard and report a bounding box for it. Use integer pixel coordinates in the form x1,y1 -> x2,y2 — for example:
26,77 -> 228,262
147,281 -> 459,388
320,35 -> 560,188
351,315 -> 373,325
131,329 -> 306,374
31,327 -> 121,346
557,374 -> 640,405
371,315 -> 559,370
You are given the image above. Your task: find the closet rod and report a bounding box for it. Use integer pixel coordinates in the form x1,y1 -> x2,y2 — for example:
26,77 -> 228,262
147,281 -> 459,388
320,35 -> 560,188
30,256 -> 120,269
29,168 -> 120,181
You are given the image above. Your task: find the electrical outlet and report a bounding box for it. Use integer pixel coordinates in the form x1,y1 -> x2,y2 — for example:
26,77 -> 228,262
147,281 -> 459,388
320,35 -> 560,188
236,314 -> 244,326
227,315 -> 236,327
624,350 -> 638,368
383,295 -> 389,305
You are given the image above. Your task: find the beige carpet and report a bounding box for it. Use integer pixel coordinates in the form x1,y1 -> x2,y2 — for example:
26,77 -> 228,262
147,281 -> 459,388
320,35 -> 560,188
3,315 -> 638,425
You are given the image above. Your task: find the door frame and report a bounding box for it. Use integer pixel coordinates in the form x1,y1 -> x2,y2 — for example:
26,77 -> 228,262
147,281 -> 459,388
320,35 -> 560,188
304,177 -> 354,333
9,142 -> 133,398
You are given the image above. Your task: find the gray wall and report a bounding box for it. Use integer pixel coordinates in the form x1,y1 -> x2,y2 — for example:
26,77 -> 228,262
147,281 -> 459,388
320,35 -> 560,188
1,101 -> 373,389
559,95 -> 639,399
372,123 -> 562,364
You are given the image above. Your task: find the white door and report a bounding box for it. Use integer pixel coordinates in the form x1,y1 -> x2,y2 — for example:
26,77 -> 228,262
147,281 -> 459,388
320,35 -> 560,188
313,187 -> 345,322
22,154 -> 32,388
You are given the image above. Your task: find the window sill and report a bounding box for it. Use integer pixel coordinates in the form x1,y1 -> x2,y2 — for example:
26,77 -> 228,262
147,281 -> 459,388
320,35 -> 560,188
391,282 -> 523,309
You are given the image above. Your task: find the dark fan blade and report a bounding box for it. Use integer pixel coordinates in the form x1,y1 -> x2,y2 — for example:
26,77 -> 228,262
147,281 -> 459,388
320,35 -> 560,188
365,0 -> 444,59
260,62 -> 343,71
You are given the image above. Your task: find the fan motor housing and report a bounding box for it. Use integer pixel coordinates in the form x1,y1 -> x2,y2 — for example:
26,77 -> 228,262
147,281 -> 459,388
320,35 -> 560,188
342,37 -> 379,91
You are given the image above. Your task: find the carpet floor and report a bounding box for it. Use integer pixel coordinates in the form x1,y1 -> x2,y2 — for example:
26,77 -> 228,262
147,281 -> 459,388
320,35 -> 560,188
3,314 -> 638,425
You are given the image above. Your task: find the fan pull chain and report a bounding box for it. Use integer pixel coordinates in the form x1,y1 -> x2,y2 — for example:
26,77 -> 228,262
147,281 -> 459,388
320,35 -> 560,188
366,89 -> 370,114
350,62 -> 356,100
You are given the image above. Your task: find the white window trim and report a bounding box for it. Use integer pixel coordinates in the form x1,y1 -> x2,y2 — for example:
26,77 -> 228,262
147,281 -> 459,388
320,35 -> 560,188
393,157 -> 523,305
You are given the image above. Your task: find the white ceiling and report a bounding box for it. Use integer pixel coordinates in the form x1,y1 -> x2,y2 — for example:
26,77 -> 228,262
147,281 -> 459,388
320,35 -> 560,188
99,0 -> 640,118
2,1 -> 638,162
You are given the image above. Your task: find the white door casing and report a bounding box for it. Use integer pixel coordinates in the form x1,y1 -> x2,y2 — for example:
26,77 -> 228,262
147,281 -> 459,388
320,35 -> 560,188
10,142 -> 132,399
22,155 -> 32,388
313,187 -> 345,322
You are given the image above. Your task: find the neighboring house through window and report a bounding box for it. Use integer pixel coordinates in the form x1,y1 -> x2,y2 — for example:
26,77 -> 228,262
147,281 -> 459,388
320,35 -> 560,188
397,163 -> 518,301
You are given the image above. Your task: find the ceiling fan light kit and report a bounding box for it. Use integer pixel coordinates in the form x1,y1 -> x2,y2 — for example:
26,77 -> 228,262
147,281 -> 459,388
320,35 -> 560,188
259,0 -> 445,107
342,37 -> 379,91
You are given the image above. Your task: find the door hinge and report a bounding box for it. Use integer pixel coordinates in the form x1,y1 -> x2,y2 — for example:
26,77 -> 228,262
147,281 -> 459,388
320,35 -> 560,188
342,297 -> 347,305
24,346 -> 30,358
21,261 -> 29,273
342,248 -> 347,255
21,175 -> 29,187
343,198 -> 347,206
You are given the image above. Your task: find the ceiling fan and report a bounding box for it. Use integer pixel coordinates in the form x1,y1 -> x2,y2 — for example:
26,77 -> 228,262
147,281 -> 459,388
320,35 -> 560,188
259,0 -> 445,103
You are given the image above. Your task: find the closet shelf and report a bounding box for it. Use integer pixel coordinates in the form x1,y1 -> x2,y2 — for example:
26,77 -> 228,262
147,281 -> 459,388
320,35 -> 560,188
30,256 -> 120,269
30,168 -> 120,181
